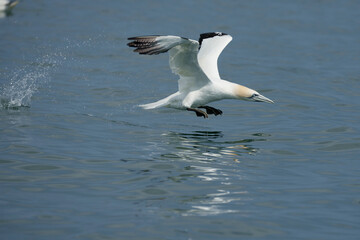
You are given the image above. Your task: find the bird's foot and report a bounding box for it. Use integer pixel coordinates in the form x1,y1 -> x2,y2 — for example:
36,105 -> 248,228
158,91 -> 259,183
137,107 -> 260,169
199,106 -> 223,116
186,108 -> 208,118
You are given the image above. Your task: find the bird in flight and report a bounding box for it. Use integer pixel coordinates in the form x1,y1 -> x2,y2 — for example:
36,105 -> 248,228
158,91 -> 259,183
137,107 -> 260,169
127,32 -> 273,118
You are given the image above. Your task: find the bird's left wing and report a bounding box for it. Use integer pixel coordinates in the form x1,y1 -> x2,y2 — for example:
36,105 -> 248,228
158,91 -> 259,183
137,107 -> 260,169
127,35 -> 210,92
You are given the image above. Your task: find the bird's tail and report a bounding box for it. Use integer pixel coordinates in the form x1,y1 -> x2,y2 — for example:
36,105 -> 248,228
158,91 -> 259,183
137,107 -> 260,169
139,92 -> 179,109
139,99 -> 169,109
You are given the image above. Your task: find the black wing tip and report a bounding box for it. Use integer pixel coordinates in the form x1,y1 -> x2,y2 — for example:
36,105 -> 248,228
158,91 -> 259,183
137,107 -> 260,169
127,35 -> 169,55
200,32 -> 228,38
126,42 -> 137,47
127,36 -> 156,53
198,32 -> 228,46
127,36 -> 158,48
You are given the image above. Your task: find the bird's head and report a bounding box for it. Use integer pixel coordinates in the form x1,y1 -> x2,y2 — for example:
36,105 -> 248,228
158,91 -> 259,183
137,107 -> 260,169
235,84 -> 274,103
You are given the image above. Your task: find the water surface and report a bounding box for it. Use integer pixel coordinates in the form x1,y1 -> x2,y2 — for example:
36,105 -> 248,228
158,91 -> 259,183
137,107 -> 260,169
1,0 -> 359,239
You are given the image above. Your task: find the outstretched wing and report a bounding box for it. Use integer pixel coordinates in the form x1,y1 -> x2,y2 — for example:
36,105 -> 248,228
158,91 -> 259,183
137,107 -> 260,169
127,35 -> 209,92
127,35 -> 183,55
197,32 -> 233,81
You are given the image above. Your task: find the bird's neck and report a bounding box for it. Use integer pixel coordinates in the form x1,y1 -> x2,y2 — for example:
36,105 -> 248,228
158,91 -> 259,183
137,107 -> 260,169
218,80 -> 253,99
234,83 -> 254,99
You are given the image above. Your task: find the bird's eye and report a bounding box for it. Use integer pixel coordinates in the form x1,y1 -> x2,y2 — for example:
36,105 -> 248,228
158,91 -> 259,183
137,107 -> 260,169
252,93 -> 259,98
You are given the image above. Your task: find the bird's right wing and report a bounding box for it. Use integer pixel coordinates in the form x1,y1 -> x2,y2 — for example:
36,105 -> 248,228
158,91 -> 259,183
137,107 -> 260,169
127,35 -> 210,92
197,32 -> 233,81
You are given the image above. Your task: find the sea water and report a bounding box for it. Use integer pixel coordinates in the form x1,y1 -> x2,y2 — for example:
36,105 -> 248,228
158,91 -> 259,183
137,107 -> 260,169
0,1 -> 359,239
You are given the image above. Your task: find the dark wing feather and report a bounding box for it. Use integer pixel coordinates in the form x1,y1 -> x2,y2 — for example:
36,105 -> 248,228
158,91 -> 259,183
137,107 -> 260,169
127,35 -> 188,55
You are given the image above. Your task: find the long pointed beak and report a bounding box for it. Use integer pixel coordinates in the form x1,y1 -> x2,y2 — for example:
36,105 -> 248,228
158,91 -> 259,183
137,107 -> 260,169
253,94 -> 274,104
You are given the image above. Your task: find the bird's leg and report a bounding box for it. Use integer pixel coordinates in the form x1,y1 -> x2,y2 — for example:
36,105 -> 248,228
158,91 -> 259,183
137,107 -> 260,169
198,106 -> 223,116
186,108 -> 208,118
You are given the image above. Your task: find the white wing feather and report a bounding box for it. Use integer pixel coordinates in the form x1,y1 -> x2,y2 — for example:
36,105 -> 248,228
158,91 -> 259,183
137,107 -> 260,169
127,34 -> 232,91
128,35 -> 210,92
197,35 -> 232,81
168,39 -> 209,92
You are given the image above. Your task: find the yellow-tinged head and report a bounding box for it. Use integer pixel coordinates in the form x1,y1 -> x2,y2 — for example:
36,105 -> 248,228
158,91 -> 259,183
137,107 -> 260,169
234,84 -> 274,103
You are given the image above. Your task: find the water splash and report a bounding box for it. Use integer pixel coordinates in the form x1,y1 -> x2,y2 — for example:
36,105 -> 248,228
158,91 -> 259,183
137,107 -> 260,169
0,52 -> 67,110
0,36 -> 103,110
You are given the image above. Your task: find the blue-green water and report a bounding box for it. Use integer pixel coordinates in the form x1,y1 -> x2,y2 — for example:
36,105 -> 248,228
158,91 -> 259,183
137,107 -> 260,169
1,1 -> 359,239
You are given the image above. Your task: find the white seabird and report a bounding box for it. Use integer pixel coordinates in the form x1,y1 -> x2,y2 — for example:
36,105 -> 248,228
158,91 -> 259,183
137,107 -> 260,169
0,0 -> 18,12
127,32 -> 273,118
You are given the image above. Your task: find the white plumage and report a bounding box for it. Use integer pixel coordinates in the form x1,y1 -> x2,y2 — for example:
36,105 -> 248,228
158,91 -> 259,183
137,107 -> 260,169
127,32 -> 273,118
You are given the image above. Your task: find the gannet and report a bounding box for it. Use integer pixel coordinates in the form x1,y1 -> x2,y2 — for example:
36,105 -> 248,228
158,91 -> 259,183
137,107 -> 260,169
0,0 -> 18,12
127,32 -> 273,118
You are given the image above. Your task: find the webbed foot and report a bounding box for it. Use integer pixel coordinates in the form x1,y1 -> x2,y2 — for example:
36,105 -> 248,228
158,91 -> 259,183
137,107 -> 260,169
186,108 -> 209,118
199,106 -> 223,116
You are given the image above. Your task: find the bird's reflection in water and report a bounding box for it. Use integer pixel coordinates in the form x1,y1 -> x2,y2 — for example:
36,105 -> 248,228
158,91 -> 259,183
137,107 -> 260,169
160,131 -> 263,163
155,131 -> 270,216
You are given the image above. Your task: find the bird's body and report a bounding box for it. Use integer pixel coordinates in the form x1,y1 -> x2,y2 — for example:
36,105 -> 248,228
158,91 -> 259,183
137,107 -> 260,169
127,32 -> 273,118
141,80 -> 240,110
